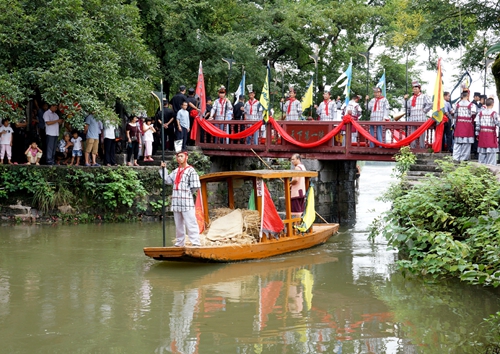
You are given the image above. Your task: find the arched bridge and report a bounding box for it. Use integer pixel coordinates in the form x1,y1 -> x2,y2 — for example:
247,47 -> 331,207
193,115 -> 440,161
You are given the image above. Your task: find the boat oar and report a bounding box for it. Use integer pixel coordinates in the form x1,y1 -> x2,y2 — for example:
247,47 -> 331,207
250,149 -> 329,224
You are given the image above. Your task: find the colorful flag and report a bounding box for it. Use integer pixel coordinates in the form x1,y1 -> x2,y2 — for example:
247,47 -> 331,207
191,61 -> 206,141
259,180 -> 284,238
295,186 -> 315,233
376,70 -> 386,97
301,75 -> 314,111
195,189 -> 205,234
334,59 -> 352,106
234,71 -> 246,104
195,60 -> 206,116
259,61 -> 271,122
248,189 -> 256,210
431,58 -> 445,124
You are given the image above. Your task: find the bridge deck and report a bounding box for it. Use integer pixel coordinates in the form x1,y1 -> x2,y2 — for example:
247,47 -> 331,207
195,120 -> 438,161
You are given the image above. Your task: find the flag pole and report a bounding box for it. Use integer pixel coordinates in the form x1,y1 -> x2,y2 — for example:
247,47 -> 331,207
160,79 -> 166,247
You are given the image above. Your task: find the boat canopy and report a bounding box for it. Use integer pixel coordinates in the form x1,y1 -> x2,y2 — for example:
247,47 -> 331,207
200,169 -> 318,183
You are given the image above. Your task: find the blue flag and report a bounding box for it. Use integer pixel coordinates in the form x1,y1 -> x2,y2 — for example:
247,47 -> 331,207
234,71 -> 246,104
376,71 -> 386,97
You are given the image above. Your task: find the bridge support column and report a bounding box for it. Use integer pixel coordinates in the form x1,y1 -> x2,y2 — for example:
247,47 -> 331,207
306,160 -> 357,225
209,156 -> 357,225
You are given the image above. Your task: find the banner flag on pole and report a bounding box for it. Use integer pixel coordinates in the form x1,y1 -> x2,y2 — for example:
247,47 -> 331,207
295,186 -> 315,233
195,189 -> 205,233
432,58 -> 445,124
190,60 -> 206,141
196,60 -> 206,116
334,59 -> 352,106
259,61 -> 272,122
376,70 -> 386,97
234,71 -> 246,104
301,75 -> 314,111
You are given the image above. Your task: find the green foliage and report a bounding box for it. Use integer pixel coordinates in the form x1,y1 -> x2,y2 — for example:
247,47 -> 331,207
165,151 -> 211,176
393,146 -> 417,178
0,165 -> 157,222
149,199 -> 169,214
370,158 -> 500,287
0,0 -> 498,121
0,0 -> 158,122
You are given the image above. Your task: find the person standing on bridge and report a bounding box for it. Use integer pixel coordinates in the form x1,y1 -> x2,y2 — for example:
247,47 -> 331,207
345,94 -> 362,144
315,90 -> 343,146
366,87 -> 390,147
244,86 -> 263,145
208,86 -> 233,144
282,87 -> 302,121
453,89 -> 477,162
159,151 -> 201,247
404,80 -> 432,148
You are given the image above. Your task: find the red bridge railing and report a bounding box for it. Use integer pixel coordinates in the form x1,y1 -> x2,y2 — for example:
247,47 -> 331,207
195,119 -> 439,161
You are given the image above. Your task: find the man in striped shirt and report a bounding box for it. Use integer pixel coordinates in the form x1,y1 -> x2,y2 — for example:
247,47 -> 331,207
404,80 -> 432,148
244,88 -> 263,144
367,87 -> 390,147
160,151 -> 201,247
282,87 -> 302,121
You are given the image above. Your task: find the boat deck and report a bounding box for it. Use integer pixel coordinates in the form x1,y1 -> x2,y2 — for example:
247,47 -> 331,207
143,223 -> 339,262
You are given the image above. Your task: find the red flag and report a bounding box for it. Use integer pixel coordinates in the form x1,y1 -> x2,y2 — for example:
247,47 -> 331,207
196,61 -> 206,117
191,61 -> 206,141
260,182 -> 284,237
195,189 -> 205,234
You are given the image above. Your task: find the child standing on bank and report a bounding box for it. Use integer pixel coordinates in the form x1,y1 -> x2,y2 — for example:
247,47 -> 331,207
142,118 -> 156,162
24,141 -> 43,165
176,101 -> 190,151
476,97 -> 500,165
70,129 -> 83,166
0,118 -> 14,164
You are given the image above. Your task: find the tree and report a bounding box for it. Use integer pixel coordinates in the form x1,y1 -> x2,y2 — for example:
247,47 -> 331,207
0,0 -> 158,125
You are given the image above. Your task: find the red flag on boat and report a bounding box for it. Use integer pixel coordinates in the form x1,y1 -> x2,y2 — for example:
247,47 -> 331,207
259,181 -> 284,238
195,189 -> 205,233
190,61 -> 206,141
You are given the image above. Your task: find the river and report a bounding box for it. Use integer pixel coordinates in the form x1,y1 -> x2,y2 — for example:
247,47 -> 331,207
1,163 -> 499,353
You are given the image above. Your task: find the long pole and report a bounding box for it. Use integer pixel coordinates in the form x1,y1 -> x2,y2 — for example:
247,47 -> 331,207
160,80 -> 166,247
484,47 -> 487,96
405,50 -> 409,127
366,53 -> 369,98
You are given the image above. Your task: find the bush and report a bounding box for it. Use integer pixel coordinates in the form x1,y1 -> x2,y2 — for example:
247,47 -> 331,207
370,157 -> 500,287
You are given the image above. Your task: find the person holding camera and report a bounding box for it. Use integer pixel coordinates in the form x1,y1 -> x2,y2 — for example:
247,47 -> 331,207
126,115 -> 141,166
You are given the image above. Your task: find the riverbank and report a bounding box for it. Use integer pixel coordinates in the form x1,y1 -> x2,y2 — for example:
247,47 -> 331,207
371,152 -> 500,288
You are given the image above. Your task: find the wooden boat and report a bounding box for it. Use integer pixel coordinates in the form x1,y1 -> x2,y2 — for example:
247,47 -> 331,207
144,169 -> 339,262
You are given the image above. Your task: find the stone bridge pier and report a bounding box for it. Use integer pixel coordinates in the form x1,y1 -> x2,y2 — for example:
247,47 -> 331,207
209,157 -> 357,225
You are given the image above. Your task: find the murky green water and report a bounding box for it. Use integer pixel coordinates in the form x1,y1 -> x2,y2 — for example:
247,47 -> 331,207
1,163 -> 499,353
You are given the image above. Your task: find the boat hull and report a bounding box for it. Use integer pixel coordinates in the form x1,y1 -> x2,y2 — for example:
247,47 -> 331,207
143,224 -> 339,262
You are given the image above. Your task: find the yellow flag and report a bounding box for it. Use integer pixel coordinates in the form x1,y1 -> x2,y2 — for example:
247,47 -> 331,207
259,62 -> 271,122
295,187 -> 315,233
432,58 -> 445,124
301,76 -> 314,110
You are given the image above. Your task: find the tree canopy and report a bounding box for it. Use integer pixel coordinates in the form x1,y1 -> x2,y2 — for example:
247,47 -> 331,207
0,0 -> 498,124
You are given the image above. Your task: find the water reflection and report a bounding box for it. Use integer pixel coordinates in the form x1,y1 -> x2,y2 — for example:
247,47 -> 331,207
0,164 -> 499,353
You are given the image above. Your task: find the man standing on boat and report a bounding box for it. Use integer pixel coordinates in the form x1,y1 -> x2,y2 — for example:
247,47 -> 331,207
159,151 -> 201,247
290,153 -> 306,216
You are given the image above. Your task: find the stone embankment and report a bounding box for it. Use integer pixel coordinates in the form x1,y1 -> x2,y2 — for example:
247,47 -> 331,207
405,153 -> 500,186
